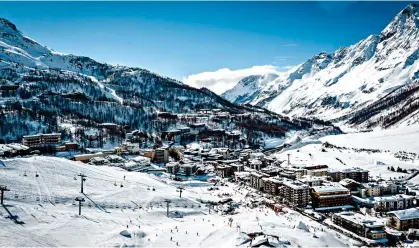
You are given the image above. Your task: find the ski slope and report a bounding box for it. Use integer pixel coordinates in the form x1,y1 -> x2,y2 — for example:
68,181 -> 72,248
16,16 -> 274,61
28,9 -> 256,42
0,156 -> 354,247
320,124 -> 419,153
275,142 -> 419,180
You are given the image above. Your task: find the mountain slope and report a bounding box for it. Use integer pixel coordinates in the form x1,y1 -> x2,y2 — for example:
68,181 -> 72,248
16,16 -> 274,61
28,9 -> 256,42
224,4 -> 419,129
221,73 -> 278,104
0,18 -> 336,143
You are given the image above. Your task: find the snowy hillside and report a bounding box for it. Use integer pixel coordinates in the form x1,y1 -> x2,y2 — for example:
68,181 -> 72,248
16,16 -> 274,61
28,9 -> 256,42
0,156 -> 354,247
0,17 -> 324,141
224,4 -> 419,129
320,124 -> 419,154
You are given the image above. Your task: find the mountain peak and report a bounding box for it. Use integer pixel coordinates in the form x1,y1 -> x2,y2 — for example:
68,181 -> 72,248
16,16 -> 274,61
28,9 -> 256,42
380,4 -> 419,42
0,18 -> 18,32
401,3 -> 419,15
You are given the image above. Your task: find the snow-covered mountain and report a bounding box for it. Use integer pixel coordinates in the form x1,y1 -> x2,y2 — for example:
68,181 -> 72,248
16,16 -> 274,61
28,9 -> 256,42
0,17 -> 335,141
223,4 -> 419,129
221,73 -> 278,104
0,18 -> 256,138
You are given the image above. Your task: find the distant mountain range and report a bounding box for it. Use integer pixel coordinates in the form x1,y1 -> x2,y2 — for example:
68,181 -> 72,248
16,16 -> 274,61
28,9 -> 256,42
222,4 -> 419,129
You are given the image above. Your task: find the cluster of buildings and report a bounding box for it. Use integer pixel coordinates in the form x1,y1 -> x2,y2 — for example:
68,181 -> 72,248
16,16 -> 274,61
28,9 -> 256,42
222,152 -> 419,243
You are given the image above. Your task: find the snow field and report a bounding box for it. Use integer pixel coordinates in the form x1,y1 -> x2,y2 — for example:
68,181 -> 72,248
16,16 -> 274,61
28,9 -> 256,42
0,156 -> 354,247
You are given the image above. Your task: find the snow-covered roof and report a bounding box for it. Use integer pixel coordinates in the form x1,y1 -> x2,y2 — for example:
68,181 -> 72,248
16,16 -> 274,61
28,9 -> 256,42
312,183 -> 349,194
282,181 -> 310,190
335,212 -> 385,228
129,156 -> 151,164
389,208 -> 419,221
374,194 -> 414,203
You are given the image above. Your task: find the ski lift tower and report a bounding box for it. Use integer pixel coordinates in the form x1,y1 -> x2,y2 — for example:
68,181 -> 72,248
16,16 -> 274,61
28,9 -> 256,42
78,173 -> 87,193
176,187 -> 184,198
0,185 -> 10,205
75,196 -> 85,215
164,199 -> 171,217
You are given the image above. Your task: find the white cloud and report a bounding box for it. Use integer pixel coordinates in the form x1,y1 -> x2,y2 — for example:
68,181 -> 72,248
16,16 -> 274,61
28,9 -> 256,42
183,65 -> 281,95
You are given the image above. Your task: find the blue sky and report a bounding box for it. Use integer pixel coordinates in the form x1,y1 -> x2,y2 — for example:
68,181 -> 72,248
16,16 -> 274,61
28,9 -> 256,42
0,1 -> 411,93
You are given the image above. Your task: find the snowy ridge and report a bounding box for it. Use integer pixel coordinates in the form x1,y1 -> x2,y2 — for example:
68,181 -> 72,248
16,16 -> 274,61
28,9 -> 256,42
224,4 -> 419,129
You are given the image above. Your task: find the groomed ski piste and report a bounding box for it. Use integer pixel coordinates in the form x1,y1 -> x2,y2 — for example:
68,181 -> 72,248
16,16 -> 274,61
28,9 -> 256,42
0,156 -> 355,247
